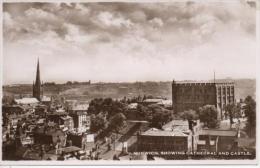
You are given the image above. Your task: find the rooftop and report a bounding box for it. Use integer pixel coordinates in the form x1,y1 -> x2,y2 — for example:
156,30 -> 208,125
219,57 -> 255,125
14,98 -> 39,105
143,99 -> 163,103
71,104 -> 89,111
141,128 -> 188,137
174,80 -> 234,85
47,112 -> 67,116
163,120 -> 189,126
157,100 -> 172,105
35,126 -> 65,136
60,116 -> 72,120
162,120 -> 189,131
61,146 -> 81,153
200,129 -> 237,137
41,96 -> 51,102
56,109 -> 66,113
127,103 -> 138,109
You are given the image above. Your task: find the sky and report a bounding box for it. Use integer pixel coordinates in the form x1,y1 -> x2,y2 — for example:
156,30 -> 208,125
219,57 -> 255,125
2,1 -> 257,84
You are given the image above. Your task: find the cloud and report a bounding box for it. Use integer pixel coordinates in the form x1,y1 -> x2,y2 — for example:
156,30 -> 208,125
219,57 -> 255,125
3,1 -> 256,84
94,11 -> 133,29
149,17 -> 164,27
25,7 -> 57,21
129,10 -> 147,23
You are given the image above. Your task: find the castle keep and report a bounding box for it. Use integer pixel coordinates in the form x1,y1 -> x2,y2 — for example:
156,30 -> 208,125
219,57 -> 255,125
172,80 -> 235,119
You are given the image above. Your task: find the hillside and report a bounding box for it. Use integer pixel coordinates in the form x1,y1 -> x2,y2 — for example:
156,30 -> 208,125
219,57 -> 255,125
3,79 -> 255,102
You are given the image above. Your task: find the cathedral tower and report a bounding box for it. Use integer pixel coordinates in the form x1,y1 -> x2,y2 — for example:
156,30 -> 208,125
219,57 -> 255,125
33,59 -> 42,100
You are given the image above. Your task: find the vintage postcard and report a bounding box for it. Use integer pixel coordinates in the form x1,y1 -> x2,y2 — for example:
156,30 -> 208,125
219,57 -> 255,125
1,0 -> 258,165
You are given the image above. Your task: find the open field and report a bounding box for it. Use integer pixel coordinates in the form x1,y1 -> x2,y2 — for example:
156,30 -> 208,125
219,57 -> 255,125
3,79 -> 255,102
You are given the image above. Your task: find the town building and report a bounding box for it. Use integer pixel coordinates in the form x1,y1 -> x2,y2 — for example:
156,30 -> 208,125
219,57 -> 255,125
46,110 -> 74,131
137,128 -> 191,152
60,116 -> 74,131
66,132 -> 95,150
34,104 -> 48,117
197,129 -> 238,152
41,96 -> 52,109
137,120 -> 201,152
34,126 -> 67,146
2,104 -> 25,113
136,119 -> 239,155
142,98 -> 164,106
172,80 -> 235,119
47,111 -> 68,124
69,104 -> 90,132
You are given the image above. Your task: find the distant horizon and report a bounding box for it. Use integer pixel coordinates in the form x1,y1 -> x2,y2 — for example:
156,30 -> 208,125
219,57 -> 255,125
3,77 -> 256,86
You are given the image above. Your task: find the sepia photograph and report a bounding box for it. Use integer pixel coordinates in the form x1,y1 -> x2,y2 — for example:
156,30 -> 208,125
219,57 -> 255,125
1,0 -> 258,164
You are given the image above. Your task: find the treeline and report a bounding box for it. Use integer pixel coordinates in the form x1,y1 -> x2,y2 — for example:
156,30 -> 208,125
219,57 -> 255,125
43,80 -> 91,86
87,97 -> 174,137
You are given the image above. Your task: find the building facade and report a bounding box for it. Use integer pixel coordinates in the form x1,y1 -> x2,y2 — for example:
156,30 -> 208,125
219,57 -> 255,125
137,120 -> 202,152
137,129 -> 191,152
172,80 -> 235,119
197,129 -> 238,152
69,104 -> 90,132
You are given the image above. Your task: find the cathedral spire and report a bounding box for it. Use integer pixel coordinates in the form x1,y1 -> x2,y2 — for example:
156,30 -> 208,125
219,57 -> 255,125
36,58 -> 41,86
33,58 -> 42,100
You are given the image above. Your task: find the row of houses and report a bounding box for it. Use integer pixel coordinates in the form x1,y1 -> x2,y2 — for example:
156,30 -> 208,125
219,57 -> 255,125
2,95 -> 97,160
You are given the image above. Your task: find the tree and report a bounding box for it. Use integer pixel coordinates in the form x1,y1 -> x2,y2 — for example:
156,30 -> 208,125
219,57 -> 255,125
225,104 -> 240,127
108,113 -> 126,133
180,109 -> 198,121
136,104 -> 149,119
198,105 -> 219,128
149,104 -> 173,129
90,113 -> 107,133
243,96 -> 256,137
88,98 -> 127,118
88,98 -> 104,115
66,81 -> 73,85
2,95 -> 14,105
225,104 -> 235,125
44,82 -> 56,86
